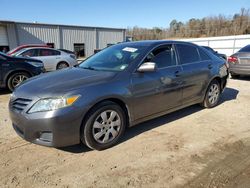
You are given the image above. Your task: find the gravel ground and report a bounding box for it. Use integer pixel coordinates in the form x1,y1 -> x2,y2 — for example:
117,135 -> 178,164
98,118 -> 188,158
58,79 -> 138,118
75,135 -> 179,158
0,78 -> 250,188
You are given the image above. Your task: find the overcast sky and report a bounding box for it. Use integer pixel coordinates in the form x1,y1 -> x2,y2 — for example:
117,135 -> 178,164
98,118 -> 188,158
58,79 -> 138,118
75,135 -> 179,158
0,0 -> 249,28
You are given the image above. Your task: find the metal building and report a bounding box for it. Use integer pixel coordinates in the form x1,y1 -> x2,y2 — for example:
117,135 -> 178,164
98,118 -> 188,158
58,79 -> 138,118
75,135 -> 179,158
0,20 -> 126,57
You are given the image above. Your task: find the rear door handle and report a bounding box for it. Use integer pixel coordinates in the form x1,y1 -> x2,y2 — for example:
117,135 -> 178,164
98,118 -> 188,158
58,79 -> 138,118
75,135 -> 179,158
175,70 -> 181,77
208,64 -> 213,69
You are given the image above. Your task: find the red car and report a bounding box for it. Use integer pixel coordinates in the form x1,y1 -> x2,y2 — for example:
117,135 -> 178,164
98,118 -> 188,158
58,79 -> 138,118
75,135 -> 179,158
7,44 -> 50,56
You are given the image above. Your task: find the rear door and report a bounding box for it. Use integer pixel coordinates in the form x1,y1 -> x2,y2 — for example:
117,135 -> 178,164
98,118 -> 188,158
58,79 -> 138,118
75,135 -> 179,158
175,43 -> 211,104
131,44 -> 183,120
38,49 -> 61,71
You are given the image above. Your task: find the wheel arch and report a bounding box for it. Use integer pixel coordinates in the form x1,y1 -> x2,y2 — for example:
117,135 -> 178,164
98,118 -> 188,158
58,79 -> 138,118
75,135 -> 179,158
202,76 -> 223,100
56,61 -> 70,69
80,97 -> 131,136
4,69 -> 32,86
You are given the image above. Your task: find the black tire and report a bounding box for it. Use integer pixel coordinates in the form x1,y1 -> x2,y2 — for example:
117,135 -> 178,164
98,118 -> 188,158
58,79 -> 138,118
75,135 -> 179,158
56,62 -> 69,70
7,72 -> 30,91
81,101 -> 126,150
202,80 -> 221,108
231,74 -> 240,79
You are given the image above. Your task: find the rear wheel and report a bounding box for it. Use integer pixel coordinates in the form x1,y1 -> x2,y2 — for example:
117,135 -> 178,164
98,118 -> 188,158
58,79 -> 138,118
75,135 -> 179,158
202,80 -> 221,108
81,101 -> 126,150
56,62 -> 69,70
7,72 -> 30,91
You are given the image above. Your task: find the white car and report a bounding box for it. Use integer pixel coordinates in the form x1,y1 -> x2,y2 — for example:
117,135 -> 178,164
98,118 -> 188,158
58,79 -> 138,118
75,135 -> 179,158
14,47 -> 77,71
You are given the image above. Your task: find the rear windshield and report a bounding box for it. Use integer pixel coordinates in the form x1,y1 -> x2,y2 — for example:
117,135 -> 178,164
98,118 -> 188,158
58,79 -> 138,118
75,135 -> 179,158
239,45 -> 250,52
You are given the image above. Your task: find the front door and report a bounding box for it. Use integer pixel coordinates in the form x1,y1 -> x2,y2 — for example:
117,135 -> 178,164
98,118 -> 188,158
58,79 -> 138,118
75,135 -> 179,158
131,44 -> 183,121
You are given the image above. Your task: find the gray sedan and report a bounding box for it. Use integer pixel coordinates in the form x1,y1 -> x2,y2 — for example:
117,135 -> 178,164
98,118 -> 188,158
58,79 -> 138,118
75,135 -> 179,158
9,40 -> 228,150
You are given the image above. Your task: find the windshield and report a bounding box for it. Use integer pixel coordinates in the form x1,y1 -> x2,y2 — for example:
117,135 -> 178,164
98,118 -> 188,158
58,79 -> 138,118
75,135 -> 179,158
7,47 -> 19,54
11,48 -> 28,57
0,52 -> 8,57
79,44 -> 148,72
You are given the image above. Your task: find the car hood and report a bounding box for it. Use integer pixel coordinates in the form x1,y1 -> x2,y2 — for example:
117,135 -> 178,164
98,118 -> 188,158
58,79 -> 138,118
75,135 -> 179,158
10,56 -> 42,63
14,67 -> 117,98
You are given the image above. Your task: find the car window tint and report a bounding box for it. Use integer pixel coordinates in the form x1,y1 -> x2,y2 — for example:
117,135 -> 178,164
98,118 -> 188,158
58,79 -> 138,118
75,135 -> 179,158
21,49 -> 39,57
176,44 -> 200,64
0,55 -> 6,60
239,45 -> 250,52
145,45 -> 177,68
40,49 -> 60,56
199,48 -> 211,61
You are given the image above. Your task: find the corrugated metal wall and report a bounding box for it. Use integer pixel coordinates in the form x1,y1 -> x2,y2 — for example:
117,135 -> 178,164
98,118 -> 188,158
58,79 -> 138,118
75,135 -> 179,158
61,27 -> 96,57
6,24 -> 18,49
16,23 -> 60,48
98,29 -> 124,49
0,25 -> 8,46
3,21 -> 125,57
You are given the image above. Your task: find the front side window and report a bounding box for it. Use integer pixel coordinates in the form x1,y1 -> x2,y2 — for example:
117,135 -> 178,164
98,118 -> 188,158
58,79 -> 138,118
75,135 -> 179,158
21,49 -> 39,57
176,44 -> 200,64
79,44 -> 148,72
144,45 -> 177,68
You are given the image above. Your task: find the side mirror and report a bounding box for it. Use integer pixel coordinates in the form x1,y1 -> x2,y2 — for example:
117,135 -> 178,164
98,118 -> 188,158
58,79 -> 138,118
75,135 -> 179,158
137,62 -> 157,72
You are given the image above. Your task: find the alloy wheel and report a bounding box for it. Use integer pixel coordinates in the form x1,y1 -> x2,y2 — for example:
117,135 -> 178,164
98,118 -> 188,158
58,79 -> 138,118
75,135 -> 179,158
92,110 -> 121,144
12,75 -> 28,88
208,84 -> 220,105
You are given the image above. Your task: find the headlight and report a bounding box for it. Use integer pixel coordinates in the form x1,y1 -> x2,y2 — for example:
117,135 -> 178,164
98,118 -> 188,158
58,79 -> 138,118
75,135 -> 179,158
28,95 -> 80,113
27,61 -> 44,67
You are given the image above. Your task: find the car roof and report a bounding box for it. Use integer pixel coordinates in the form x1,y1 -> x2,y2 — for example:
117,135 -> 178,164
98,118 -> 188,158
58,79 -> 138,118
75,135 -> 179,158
22,47 -> 57,50
119,40 -> 198,47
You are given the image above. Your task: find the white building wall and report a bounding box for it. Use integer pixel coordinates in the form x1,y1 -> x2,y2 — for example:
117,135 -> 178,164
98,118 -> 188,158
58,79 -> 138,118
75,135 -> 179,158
98,29 -> 125,49
178,34 -> 250,56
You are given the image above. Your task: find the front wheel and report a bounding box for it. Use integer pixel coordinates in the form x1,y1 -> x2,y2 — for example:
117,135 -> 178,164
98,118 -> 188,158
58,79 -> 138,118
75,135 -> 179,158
7,72 -> 30,91
202,80 -> 221,108
81,101 -> 126,150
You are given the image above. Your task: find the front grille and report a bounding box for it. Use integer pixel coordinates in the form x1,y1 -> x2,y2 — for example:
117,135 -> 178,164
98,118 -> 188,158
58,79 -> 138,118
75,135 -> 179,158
11,98 -> 32,112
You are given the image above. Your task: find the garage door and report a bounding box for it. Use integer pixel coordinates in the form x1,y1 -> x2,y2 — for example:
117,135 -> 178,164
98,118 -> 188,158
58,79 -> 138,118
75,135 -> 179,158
0,26 -> 8,46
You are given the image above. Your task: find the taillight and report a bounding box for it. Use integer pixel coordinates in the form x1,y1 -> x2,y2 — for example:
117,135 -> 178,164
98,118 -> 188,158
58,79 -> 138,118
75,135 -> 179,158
228,56 -> 238,64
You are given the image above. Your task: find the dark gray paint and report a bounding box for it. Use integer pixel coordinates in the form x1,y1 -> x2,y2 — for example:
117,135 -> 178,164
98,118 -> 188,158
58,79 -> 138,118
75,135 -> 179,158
9,40 -> 228,147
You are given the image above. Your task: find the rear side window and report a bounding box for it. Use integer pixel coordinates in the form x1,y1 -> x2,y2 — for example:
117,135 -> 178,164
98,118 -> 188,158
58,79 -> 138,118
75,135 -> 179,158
40,49 -> 60,56
239,45 -> 250,52
199,48 -> 211,61
145,45 -> 177,68
176,44 -> 200,64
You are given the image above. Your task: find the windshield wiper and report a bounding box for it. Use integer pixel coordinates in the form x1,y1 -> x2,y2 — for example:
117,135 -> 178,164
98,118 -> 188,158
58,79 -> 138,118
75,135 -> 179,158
81,66 -> 98,71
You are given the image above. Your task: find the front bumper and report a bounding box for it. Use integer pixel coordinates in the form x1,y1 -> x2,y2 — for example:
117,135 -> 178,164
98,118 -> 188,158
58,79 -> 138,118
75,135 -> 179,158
229,63 -> 250,75
9,103 -> 85,147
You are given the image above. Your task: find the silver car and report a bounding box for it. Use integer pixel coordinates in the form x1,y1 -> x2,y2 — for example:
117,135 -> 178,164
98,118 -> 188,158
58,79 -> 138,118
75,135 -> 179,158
14,47 -> 77,71
228,44 -> 250,78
